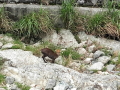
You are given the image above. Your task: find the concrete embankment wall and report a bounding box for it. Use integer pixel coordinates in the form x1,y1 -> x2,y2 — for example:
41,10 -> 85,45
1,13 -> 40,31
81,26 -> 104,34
0,4 -> 105,21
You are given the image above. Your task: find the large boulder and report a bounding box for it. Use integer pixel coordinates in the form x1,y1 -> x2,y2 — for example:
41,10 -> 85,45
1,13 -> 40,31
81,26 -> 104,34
0,49 -> 120,89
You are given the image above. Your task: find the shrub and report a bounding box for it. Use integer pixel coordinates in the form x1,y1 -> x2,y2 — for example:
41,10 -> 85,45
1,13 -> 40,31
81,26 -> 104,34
14,8 -> 53,42
61,48 -> 81,60
86,12 -> 107,35
60,0 -> 75,29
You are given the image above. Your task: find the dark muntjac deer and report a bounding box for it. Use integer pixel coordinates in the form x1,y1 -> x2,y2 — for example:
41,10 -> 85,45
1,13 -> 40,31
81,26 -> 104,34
41,48 -> 60,63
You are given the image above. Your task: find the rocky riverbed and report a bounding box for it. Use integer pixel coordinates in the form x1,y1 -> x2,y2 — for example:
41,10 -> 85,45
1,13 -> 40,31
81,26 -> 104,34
0,29 -> 120,90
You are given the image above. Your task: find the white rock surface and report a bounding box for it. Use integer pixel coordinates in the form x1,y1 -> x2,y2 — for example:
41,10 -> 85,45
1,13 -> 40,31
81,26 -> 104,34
2,43 -> 13,49
1,49 -> 120,90
43,29 -> 79,48
93,50 -> 105,59
84,58 -> 93,64
97,56 -> 111,64
88,62 -> 104,70
77,48 -> 87,55
88,44 -> 96,53
106,64 -> 116,72
0,42 -> 3,48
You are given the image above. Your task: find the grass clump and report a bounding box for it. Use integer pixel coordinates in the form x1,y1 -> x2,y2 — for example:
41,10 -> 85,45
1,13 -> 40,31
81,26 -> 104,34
0,74 -> 5,84
11,40 -> 25,49
85,12 -> 107,35
25,45 -> 42,57
102,67 -> 107,72
15,82 -> 30,90
60,0 -> 75,29
0,6 -> 13,33
61,48 -> 81,60
14,8 -> 53,42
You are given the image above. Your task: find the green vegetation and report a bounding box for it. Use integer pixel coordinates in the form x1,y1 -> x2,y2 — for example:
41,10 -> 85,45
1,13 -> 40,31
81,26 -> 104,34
102,67 -> 107,72
0,6 -> 13,33
92,69 -> 98,73
60,0 -> 75,29
14,8 -> 53,42
15,82 -> 30,90
0,74 -> 5,84
61,48 -> 81,60
74,35 -> 81,43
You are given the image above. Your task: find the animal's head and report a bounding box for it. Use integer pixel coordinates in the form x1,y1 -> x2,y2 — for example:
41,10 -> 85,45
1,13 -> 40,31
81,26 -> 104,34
55,49 -> 61,56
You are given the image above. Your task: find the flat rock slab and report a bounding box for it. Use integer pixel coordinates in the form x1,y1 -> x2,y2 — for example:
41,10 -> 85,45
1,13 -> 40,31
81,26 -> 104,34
0,49 -> 120,89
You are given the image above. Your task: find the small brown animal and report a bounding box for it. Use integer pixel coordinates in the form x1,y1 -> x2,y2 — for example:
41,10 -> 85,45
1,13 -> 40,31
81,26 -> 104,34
41,48 -> 60,63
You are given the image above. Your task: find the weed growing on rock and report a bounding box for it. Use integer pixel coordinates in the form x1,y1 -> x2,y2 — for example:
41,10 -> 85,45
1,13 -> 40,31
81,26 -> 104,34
101,67 -> 107,72
0,74 -> 5,84
11,40 -> 25,49
61,48 -> 81,60
15,82 -> 30,90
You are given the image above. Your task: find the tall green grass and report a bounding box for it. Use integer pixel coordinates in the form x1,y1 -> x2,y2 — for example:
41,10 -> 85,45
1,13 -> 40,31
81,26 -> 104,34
84,0 -> 120,39
60,0 -> 75,29
14,8 -> 53,41
61,48 -> 81,60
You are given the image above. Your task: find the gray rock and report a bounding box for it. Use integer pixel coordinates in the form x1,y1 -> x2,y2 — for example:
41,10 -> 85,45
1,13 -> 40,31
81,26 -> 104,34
2,35 -> 14,43
97,56 -> 111,64
0,88 -> 6,90
112,57 -> 118,62
93,50 -> 105,59
55,56 -> 63,65
45,79 -> 56,89
2,43 -> 13,49
77,48 -> 87,55
0,42 -> 3,48
1,49 -> 120,90
88,45 -> 96,53
88,53 -> 93,58
11,84 -> 20,90
84,58 -> 93,64
77,0 -> 85,5
106,64 -> 116,72
5,76 -> 15,84
88,62 -> 104,70
54,81 -> 69,90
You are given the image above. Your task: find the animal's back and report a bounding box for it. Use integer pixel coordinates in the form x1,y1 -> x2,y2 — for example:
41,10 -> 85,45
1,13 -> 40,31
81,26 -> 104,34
41,48 -> 58,60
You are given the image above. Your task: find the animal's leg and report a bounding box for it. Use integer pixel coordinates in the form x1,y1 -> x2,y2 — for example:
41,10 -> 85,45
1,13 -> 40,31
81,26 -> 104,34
42,55 -> 47,63
51,59 -> 55,63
